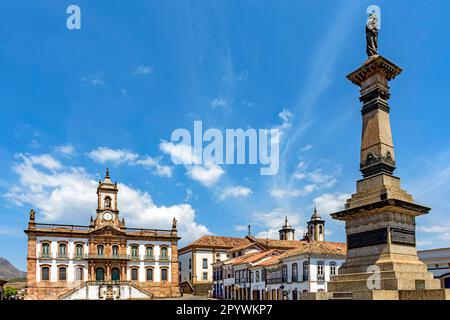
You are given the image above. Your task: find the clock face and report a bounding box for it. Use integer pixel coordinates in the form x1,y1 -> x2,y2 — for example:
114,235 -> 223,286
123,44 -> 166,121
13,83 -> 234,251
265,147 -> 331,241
102,212 -> 113,221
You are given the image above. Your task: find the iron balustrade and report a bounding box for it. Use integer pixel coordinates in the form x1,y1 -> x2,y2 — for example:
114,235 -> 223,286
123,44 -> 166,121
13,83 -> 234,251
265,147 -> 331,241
266,277 -> 282,285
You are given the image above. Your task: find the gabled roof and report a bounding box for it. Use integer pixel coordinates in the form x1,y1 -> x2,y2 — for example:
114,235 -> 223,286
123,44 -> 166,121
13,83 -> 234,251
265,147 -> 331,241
254,238 -> 308,249
179,236 -> 252,253
277,241 -> 347,260
252,255 -> 281,267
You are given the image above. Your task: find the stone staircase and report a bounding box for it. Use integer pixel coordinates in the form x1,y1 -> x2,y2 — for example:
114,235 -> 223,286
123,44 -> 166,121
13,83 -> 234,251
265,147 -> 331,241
59,281 -> 153,300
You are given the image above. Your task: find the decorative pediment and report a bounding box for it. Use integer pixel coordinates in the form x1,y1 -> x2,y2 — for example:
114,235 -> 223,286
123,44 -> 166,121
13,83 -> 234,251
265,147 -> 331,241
89,225 -> 126,236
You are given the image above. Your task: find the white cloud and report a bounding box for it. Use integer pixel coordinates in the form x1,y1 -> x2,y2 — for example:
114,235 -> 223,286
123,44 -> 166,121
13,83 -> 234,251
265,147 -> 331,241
234,225 -> 249,232
160,141 -> 197,165
278,109 -> 293,124
210,97 -> 227,109
160,141 -> 225,187
300,144 -> 313,152
4,153 -> 208,244
313,192 -> 350,215
418,225 -> 450,233
87,147 -> 172,178
133,65 -> 154,75
271,168 -> 339,199
87,147 -> 138,164
135,156 -> 173,178
237,70 -> 249,80
252,208 -> 302,240
55,145 -> 75,156
187,163 -> 224,187
219,186 -> 252,201
82,74 -> 106,87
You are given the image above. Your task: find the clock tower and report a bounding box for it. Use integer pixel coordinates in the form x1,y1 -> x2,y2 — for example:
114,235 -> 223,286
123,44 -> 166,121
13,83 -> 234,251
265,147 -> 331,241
93,168 -> 123,229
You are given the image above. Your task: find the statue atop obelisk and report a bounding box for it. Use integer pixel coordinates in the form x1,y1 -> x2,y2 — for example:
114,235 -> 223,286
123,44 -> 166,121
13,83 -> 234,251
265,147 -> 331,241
366,13 -> 379,57
326,12 -> 442,300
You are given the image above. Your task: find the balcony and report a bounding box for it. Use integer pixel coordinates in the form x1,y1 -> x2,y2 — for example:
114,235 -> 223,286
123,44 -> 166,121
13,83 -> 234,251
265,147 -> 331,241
88,254 -> 129,260
39,253 -> 52,260
144,255 -> 155,262
159,256 -> 170,263
56,254 -> 69,260
266,277 -> 282,285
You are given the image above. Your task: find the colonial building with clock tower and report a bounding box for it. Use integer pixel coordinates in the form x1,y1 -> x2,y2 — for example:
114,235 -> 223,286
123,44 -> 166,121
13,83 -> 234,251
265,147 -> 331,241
24,169 -> 181,300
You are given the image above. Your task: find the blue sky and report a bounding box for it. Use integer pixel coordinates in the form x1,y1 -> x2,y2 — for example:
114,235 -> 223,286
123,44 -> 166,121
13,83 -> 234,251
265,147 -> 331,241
1,0 -> 450,270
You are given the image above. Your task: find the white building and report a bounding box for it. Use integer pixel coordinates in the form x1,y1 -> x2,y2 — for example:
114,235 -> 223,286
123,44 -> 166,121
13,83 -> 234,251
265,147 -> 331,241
418,247 -> 450,289
211,210 -> 347,300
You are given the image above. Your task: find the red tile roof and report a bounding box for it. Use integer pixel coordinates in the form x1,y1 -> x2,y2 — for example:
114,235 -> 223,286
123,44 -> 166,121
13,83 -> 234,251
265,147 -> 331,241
180,235 -> 251,253
277,241 -> 347,259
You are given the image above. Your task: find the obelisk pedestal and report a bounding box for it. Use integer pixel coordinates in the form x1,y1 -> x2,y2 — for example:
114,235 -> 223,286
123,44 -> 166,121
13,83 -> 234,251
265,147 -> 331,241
327,56 -> 442,300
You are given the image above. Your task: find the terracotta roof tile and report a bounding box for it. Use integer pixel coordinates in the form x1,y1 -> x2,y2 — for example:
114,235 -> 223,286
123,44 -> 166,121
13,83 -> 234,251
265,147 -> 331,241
184,235 -> 251,249
277,241 -> 347,259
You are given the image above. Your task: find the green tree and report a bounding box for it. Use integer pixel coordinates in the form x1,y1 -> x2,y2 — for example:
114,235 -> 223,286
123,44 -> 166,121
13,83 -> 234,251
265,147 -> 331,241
3,287 -> 18,299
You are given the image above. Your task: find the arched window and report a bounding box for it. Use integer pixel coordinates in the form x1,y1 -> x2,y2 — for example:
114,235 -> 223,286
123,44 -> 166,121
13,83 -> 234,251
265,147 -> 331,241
146,268 -> 153,281
75,244 -> 84,258
96,268 -> 105,281
303,261 -> 309,281
131,245 -> 139,258
41,243 -> 50,258
161,268 -> 168,281
112,245 -> 119,257
104,196 -> 111,208
131,268 -> 138,281
160,247 -> 168,259
330,261 -> 337,276
292,263 -> 298,282
255,271 -> 260,282
317,261 -> 324,280
75,267 -> 83,281
111,268 -> 120,281
145,246 -> 153,258
319,225 -> 323,234
309,226 -> 313,237
41,266 -> 50,281
97,245 -> 104,256
58,267 -> 67,281
282,265 -> 288,283
58,243 -> 67,258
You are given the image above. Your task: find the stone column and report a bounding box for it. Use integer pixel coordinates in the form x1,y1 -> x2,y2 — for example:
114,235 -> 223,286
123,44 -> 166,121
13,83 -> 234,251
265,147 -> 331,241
328,55 -> 440,298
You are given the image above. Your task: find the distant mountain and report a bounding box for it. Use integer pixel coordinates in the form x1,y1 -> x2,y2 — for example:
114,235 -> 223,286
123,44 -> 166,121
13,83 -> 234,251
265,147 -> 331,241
0,257 -> 26,280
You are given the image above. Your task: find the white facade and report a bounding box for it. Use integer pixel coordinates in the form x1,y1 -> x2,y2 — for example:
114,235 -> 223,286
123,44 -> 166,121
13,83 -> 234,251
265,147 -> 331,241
179,248 -> 228,283
34,237 -> 173,283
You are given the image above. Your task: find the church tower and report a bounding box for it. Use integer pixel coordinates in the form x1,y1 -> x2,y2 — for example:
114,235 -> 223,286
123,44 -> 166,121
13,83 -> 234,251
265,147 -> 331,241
279,216 -> 295,240
93,168 -> 123,229
307,207 -> 325,242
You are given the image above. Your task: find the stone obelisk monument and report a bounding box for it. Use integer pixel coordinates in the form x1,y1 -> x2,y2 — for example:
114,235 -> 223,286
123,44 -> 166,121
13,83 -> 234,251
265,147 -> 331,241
327,13 -> 444,300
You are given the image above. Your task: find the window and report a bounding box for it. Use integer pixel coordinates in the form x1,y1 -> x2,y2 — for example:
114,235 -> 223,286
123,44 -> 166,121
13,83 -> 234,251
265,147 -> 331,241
146,246 -> 153,258
202,272 -> 208,280
161,268 -> 168,281
104,196 -> 111,208
41,266 -> 50,281
160,247 -> 168,259
112,245 -> 119,256
41,243 -> 50,257
292,263 -> 298,282
58,267 -> 67,281
111,268 -> 120,281
131,245 -> 139,258
75,244 -> 83,258
203,258 -> 208,269
317,261 -> 324,280
97,245 -> 104,256
58,243 -> 67,257
131,268 -> 138,281
330,261 -> 337,276
261,269 -> 266,282
76,267 -> 83,281
189,258 -> 192,269
303,261 -> 309,281
282,265 -> 288,283
216,252 -> 221,261
96,268 -> 105,281
146,268 -> 153,281
256,271 -> 260,282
